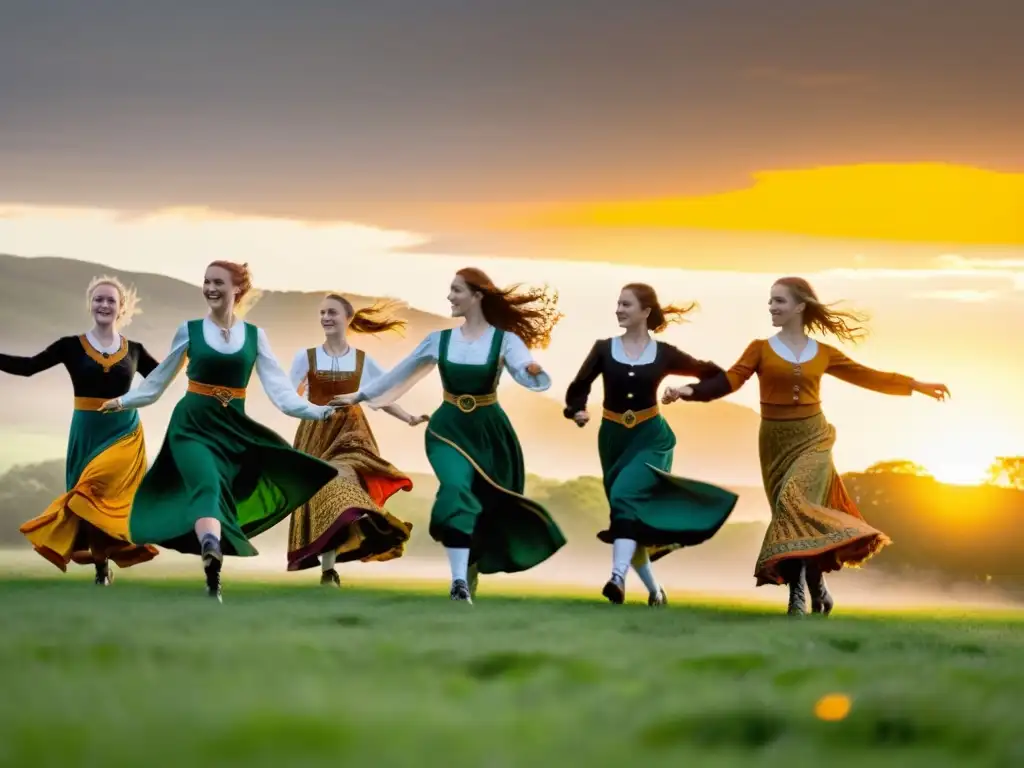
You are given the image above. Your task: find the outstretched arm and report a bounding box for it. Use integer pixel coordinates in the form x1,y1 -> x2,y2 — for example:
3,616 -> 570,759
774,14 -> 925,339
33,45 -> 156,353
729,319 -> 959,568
115,324 -> 189,409
502,333 -> 551,392
361,354 -> 428,425
563,341 -> 603,420
672,340 -> 761,403
344,334 -> 440,408
0,339 -> 66,377
662,344 -> 726,382
824,346 -> 948,400
255,329 -> 333,421
135,343 -> 160,378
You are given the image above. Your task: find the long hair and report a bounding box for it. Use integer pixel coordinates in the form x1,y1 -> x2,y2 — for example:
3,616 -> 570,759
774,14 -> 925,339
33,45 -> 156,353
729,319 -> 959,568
774,276 -> 869,343
85,275 -> 141,329
456,267 -> 562,350
621,282 -> 696,333
324,294 -> 407,336
207,260 -> 263,317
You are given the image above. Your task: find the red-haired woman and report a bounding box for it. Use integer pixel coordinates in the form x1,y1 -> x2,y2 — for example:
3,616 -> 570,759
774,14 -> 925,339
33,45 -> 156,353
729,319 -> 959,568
667,277 -> 949,615
0,276 -> 160,582
286,294 -> 426,583
100,261 -> 340,601
565,283 -> 738,606
331,268 -> 566,603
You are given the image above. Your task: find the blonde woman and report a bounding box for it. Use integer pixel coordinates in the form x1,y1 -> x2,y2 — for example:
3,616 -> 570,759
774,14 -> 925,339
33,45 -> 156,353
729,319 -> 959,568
0,276 -> 160,583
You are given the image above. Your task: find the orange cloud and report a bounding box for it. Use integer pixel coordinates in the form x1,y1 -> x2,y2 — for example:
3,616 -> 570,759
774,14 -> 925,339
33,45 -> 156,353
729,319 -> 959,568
505,164 -> 1024,245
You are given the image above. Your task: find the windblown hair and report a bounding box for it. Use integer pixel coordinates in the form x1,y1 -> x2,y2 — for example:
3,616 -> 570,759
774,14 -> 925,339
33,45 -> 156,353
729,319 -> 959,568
85,275 -> 141,329
456,267 -> 563,350
774,276 -> 869,343
207,260 -> 263,317
621,282 -> 697,333
324,294 -> 407,336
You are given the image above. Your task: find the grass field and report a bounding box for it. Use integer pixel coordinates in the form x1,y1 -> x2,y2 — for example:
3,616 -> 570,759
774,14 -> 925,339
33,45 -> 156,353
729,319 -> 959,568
2,577 -> 1023,767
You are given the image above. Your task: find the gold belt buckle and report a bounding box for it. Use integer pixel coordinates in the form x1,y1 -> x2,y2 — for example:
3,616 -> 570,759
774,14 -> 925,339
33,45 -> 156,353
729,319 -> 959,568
455,394 -> 478,414
621,409 -> 637,428
211,387 -> 235,407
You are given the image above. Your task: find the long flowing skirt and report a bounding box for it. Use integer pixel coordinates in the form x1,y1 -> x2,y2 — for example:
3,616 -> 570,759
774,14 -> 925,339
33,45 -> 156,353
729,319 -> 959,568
755,412 -> 891,585
425,402 -> 565,574
286,404 -> 413,571
20,409 -> 158,571
128,393 -> 338,557
594,416 -> 737,563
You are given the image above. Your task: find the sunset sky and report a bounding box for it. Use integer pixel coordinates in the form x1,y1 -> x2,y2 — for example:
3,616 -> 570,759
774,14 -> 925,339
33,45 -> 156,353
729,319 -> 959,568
1,1 -> 1022,485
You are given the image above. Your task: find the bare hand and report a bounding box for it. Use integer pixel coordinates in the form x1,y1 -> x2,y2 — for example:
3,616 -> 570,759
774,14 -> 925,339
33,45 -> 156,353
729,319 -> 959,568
661,385 -> 693,404
407,414 -> 429,426
525,362 -> 544,377
328,393 -> 359,407
914,381 -> 950,401
573,410 -> 589,427
98,398 -> 122,413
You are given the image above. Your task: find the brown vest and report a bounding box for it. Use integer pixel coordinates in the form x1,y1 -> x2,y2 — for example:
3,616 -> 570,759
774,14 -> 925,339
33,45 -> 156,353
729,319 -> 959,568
305,348 -> 364,405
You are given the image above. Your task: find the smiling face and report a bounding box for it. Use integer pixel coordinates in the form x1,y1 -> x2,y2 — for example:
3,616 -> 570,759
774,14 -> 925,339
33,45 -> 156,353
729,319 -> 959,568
769,282 -> 805,328
90,283 -> 120,329
320,297 -> 350,339
447,275 -> 481,318
615,289 -> 649,330
203,265 -> 237,313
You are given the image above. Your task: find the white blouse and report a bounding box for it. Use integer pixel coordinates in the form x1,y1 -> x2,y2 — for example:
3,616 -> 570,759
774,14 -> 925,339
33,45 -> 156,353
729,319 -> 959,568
609,336 -> 658,366
85,331 -> 123,355
357,325 -> 550,408
288,346 -> 386,397
118,318 -> 333,421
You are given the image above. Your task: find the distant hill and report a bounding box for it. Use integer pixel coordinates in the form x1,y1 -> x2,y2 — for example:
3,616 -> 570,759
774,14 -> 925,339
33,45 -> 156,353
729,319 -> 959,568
0,253 -> 766,500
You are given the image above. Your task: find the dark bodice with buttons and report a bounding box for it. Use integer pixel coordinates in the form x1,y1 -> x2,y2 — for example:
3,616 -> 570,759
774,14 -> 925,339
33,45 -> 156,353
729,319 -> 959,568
563,338 -> 724,417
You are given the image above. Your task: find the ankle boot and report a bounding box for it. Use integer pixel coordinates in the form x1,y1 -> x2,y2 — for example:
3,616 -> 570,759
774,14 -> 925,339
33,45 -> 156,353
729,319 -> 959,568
806,564 -> 834,616
780,559 -> 808,616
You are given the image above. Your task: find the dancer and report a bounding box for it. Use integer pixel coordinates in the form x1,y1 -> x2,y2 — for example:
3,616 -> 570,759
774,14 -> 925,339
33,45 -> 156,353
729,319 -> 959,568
100,261 -> 339,601
665,276 -> 949,615
331,268 -> 566,603
0,277 -> 160,583
286,294 -> 426,584
564,284 -> 739,606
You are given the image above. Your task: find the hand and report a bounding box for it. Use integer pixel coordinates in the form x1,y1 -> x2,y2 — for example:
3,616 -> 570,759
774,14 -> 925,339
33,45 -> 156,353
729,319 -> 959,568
98,398 -> 123,413
661,385 -> 693,404
913,381 -> 950,401
328,393 -> 360,407
573,410 -> 589,427
525,362 -> 544,377
407,414 -> 429,426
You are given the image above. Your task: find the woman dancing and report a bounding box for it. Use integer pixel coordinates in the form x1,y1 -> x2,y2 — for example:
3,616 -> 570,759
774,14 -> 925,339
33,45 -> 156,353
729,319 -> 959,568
564,284 -> 739,606
100,261 -> 339,601
665,276 -> 949,615
286,294 -> 426,584
0,277 -> 160,583
331,268 -> 566,603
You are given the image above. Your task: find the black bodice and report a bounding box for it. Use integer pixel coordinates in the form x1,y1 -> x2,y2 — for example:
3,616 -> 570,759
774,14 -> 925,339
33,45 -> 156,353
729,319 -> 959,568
563,338 -> 724,417
0,335 -> 159,398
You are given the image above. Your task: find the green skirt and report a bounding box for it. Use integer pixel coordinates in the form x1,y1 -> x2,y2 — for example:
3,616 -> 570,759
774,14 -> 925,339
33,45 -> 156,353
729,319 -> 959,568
425,401 -> 566,574
128,392 -> 338,557
597,415 -> 737,560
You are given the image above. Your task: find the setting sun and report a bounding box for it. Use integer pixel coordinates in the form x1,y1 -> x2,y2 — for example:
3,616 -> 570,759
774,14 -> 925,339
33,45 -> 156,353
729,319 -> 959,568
924,456 -> 993,486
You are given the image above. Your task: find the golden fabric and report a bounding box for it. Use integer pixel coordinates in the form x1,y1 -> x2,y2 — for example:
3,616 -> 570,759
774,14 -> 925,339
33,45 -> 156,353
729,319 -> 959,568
73,396 -> 108,411
442,390 -> 498,413
186,380 -> 247,406
287,352 -> 413,570
19,425 -> 158,570
722,339 -> 914,419
754,412 -> 890,584
78,334 -> 128,372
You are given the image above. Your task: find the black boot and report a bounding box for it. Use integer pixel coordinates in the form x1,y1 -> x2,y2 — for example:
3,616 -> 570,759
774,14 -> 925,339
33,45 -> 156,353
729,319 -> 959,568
806,564 -> 834,616
320,569 -> 341,587
94,560 -> 113,586
450,579 -> 472,603
602,573 -> 626,604
200,535 -> 223,602
780,559 -> 808,616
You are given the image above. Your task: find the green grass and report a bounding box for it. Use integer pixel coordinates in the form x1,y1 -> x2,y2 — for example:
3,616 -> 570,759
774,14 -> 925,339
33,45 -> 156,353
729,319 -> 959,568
2,577 -> 1023,767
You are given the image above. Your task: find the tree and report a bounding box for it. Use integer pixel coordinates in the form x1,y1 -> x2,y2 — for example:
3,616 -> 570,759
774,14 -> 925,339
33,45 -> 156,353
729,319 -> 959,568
863,459 -> 931,477
986,457 -> 1024,490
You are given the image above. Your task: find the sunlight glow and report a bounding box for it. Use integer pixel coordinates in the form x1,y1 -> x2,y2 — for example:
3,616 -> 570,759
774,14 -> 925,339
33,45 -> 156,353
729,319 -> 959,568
924,457 -> 993,487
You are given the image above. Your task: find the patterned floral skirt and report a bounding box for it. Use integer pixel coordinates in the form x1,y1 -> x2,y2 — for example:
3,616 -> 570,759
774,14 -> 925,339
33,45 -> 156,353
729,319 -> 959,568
754,411 -> 891,585
286,404 -> 414,571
